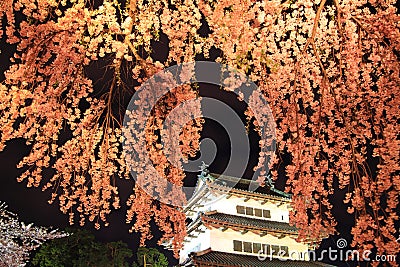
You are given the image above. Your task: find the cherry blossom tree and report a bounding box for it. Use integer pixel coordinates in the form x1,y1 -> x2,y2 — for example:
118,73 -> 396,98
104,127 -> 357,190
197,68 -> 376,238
0,202 -> 67,267
0,0 -> 399,264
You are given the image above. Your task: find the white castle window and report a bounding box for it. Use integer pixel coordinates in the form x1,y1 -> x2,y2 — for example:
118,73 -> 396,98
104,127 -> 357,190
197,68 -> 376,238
236,205 -> 271,219
233,240 -> 289,257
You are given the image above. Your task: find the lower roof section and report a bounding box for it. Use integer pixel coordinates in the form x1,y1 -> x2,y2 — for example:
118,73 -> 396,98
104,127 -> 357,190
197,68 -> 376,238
190,249 -> 336,267
202,211 -> 298,234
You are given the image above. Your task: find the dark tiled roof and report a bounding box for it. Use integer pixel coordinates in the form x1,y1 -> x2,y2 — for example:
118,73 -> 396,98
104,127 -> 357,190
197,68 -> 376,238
184,174 -> 291,213
209,173 -> 291,200
202,212 -> 298,234
192,250 -> 336,267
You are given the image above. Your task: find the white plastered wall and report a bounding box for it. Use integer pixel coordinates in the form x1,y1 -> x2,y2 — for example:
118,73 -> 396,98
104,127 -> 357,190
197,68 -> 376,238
210,228 -> 310,261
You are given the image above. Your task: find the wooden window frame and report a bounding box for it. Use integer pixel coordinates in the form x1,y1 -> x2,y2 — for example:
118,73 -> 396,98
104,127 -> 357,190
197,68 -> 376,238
233,240 -> 243,252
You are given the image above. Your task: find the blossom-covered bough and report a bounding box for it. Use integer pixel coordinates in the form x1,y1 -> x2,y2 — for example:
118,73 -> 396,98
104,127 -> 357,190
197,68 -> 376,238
0,202 -> 67,267
0,0 -> 399,264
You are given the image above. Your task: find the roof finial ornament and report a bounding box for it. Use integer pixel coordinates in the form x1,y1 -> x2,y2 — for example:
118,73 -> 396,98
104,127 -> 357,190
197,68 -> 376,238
198,161 -> 216,184
265,174 -> 274,188
198,161 -> 209,181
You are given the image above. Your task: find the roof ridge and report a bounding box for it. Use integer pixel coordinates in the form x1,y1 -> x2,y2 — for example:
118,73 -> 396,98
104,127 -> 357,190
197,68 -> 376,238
209,173 -> 292,199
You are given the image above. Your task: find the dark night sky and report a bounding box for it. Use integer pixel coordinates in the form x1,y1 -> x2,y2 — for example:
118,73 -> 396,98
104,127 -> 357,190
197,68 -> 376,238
0,7 -> 391,267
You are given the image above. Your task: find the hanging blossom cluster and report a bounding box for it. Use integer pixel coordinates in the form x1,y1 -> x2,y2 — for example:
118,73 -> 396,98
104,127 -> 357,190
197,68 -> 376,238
0,0 -> 204,257
199,0 -> 399,262
0,0 -> 399,262
125,66 -> 202,253
0,202 -> 68,267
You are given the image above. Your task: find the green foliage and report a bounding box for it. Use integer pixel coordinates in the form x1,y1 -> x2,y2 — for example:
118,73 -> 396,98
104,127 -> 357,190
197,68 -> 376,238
132,247 -> 169,267
32,228 -> 132,267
